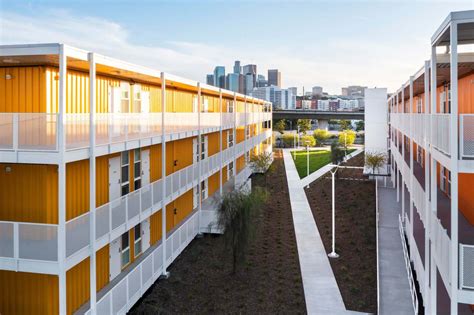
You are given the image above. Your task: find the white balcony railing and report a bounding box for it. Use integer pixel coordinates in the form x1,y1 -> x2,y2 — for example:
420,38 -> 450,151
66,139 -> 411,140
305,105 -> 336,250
412,177 -> 427,225
431,114 -> 451,156
460,243 -> 474,290
429,212 -> 451,285
0,111 -> 272,154
460,114 -> 474,158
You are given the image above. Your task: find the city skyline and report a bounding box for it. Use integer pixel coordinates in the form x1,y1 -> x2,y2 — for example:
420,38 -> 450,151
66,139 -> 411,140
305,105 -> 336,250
2,1 -> 472,95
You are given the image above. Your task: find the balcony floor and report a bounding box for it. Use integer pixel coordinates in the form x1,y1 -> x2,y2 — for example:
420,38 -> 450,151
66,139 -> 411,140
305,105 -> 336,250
437,190 -> 474,245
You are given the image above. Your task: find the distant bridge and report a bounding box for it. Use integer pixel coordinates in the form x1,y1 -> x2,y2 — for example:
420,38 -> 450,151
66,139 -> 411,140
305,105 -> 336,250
272,110 -> 365,121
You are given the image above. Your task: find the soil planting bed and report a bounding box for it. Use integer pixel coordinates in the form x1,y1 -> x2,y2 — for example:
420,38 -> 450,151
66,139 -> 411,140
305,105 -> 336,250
130,150 -> 306,314
304,152 -> 377,313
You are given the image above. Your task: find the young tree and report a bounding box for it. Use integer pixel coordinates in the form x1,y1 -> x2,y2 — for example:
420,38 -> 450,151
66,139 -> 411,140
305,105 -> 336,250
338,129 -> 356,148
250,151 -> 273,174
313,129 -> 329,146
339,120 -> 352,131
218,187 -> 268,274
281,133 -> 295,148
274,119 -> 286,134
300,134 -> 316,147
330,141 -> 345,165
365,151 -> 386,175
355,120 -> 365,131
297,119 -> 312,134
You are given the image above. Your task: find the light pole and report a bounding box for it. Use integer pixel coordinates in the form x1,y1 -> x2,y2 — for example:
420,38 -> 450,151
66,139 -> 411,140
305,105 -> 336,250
328,166 -> 339,258
344,131 -> 347,159
306,141 -> 310,188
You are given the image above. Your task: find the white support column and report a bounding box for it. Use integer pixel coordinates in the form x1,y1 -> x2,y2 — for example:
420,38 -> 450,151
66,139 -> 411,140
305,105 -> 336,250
219,89 -> 223,195
160,72 -> 169,277
423,60 -> 431,313
449,22 -> 459,314
409,77 -> 414,246
396,93 -> 400,203
401,88 -> 405,221
88,52 -> 97,315
244,96 -> 247,163
233,93 -> 237,181
197,83 -> 202,235
430,44 -> 438,314
58,44 -> 67,315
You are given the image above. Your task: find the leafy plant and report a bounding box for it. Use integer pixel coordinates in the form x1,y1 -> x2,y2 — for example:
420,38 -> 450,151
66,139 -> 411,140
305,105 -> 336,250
299,134 -> 316,147
339,120 -> 352,131
250,151 -> 273,174
297,119 -> 312,134
217,187 -> 268,274
355,120 -> 365,131
274,119 -> 287,134
365,151 -> 386,175
338,129 -> 356,148
313,129 -> 329,146
281,133 -> 296,148
330,141 -> 345,165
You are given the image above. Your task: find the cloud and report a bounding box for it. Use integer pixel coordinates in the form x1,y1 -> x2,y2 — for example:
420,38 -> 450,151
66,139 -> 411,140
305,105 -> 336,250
0,8 -> 431,94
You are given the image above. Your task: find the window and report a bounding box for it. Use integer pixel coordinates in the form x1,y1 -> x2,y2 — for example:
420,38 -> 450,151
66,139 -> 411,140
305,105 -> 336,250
440,89 -> 451,113
134,149 -> 141,190
201,135 -> 207,160
417,147 -> 423,168
416,98 -> 423,113
121,232 -> 130,268
228,161 -> 234,179
245,126 -> 250,140
132,85 -> 141,113
134,224 -> 142,257
201,97 -> 209,112
201,180 -> 208,200
227,100 -> 234,113
228,132 -> 234,148
121,152 -> 130,196
121,82 -> 130,113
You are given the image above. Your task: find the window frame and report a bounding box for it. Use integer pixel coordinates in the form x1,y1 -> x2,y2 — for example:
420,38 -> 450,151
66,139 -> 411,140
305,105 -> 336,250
121,232 -> 130,269
133,223 -> 142,258
133,148 -> 142,190
121,151 -> 130,196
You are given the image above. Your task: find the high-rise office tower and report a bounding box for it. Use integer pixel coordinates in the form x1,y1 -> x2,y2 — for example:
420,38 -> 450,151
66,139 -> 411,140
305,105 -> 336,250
226,73 -> 240,92
312,86 -> 323,96
268,69 -> 281,88
233,61 -> 241,74
213,66 -> 226,88
288,87 -> 298,96
206,74 -> 214,86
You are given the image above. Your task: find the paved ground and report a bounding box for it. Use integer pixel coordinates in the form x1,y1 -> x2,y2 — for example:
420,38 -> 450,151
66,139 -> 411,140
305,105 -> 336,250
378,184 -> 413,315
283,149 -> 349,314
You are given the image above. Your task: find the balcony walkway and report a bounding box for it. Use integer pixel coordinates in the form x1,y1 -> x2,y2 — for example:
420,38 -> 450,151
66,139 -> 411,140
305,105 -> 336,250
378,184 -> 413,315
282,149 -> 366,315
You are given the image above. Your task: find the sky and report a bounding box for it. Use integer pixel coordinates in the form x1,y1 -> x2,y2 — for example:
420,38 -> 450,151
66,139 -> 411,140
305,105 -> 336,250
1,0 -> 473,95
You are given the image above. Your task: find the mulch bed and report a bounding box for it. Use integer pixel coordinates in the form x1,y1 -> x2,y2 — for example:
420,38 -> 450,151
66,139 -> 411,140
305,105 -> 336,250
130,149 -> 306,314
304,153 -> 377,313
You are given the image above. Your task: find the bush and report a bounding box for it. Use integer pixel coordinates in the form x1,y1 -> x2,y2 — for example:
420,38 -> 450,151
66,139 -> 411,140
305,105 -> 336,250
338,130 -> 356,147
299,134 -> 316,147
281,133 -> 296,148
313,129 -> 329,146
331,141 -> 345,165
297,119 -> 312,134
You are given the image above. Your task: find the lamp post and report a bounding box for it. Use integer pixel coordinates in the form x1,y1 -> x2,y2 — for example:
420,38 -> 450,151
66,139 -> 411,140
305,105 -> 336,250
328,166 -> 339,258
344,131 -> 347,159
306,140 -> 310,188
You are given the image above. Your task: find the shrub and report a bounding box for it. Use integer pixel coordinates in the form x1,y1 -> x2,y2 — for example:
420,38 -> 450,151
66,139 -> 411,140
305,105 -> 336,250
331,141 -> 345,165
365,151 -> 386,175
300,134 -> 316,147
250,151 -> 273,174
281,133 -> 296,148
338,129 -> 356,147
297,119 -> 311,134
313,129 -> 329,146
274,119 -> 286,134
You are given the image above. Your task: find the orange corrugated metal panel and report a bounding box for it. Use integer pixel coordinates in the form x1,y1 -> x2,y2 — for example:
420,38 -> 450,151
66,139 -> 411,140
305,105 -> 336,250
96,155 -> 109,207
150,210 -> 163,245
208,171 -> 219,196
66,160 -> 89,221
174,189 -> 193,225
150,85 -> 162,112
150,144 -> 162,182
459,73 -> 474,114
237,101 -> 245,113
236,155 -> 245,173
166,89 -> 195,112
236,127 -> 245,143
171,138 -> 193,172
0,163 -> 58,223
96,244 -> 110,291
459,173 -> 474,225
222,130 -> 228,150
222,165 -> 228,184
0,270 -> 58,315
0,66 -> 47,112
207,132 -> 219,156
66,257 -> 90,315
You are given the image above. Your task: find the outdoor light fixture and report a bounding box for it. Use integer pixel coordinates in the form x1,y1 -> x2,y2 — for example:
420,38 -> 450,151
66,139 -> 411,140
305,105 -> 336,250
174,159 -> 178,166
5,74 -> 13,80
4,166 -> 12,173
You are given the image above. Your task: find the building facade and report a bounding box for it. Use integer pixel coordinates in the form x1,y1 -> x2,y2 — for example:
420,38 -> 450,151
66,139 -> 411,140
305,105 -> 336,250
0,43 -> 273,315
250,85 -> 295,110
312,86 -> 323,96
267,69 -> 281,88
213,66 -> 225,88
387,11 -> 474,314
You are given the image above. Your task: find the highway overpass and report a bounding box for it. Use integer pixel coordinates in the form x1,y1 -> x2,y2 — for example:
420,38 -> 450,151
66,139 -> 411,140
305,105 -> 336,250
272,110 -> 364,121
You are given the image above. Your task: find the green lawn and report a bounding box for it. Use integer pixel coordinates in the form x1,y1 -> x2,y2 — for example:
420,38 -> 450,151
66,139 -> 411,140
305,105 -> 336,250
291,148 -> 356,178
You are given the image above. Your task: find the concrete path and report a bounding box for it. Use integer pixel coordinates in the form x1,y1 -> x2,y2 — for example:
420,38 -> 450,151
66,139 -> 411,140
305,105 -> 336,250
283,149 -> 347,314
378,185 -> 413,315
300,148 -> 363,188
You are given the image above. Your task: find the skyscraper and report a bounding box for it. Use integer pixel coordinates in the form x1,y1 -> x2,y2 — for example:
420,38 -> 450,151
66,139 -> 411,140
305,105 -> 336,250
226,73 -> 240,92
268,69 -> 281,87
233,61 -> 241,74
288,87 -> 298,96
242,64 -> 257,94
312,86 -> 323,96
213,66 -> 226,88
242,64 -> 257,76
206,74 -> 214,86
256,74 -> 268,87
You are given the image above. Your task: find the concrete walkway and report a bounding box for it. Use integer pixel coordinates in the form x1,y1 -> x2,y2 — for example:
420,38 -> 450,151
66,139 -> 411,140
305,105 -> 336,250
300,148 -> 363,188
378,185 -> 413,315
283,149 -> 347,314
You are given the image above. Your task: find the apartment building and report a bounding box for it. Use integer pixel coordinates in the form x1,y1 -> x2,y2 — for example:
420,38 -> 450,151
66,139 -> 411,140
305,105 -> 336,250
0,43 -> 273,315
387,11 -> 474,314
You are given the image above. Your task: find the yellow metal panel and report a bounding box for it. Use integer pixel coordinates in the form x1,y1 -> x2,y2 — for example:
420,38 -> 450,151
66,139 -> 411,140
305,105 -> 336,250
208,171 -> 219,196
150,144 -> 162,182
222,130 -> 228,149
0,270 -> 59,315
222,165 -> 228,184
66,160 -> 89,221
236,127 -> 245,143
150,209 -> 163,245
207,132 -> 219,156
96,244 -> 110,292
0,163 -> 58,224
66,257 -> 90,315
237,155 -> 245,173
